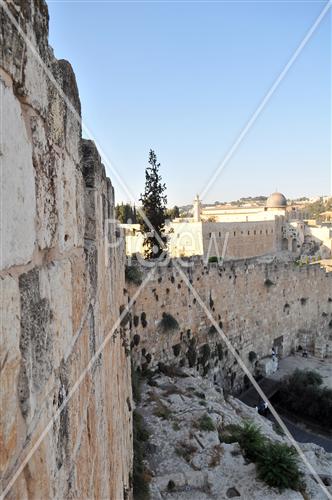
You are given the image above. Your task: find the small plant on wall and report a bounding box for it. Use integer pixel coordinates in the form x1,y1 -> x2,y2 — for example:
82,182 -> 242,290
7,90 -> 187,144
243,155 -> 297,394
159,312 -> 179,333
264,278 -> 275,288
125,265 -> 142,285
248,351 -> 257,363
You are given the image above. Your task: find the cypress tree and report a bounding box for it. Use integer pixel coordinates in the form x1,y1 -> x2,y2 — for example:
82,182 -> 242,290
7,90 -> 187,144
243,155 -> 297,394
139,150 -> 167,259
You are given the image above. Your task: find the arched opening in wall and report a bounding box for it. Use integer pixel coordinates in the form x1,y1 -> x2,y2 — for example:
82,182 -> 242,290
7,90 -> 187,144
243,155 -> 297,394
292,239 -> 297,252
282,238 -> 288,251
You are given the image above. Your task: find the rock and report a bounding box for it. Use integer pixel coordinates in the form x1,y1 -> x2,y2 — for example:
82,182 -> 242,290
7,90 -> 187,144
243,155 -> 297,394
137,371 -> 332,500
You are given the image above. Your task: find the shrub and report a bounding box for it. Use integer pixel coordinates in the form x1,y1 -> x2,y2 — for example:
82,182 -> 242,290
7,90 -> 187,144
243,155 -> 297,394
186,345 -> 197,367
201,344 -> 211,365
197,413 -> 215,432
277,369 -> 331,429
172,343 -> 181,357
220,421 -> 266,461
153,399 -> 172,420
194,391 -> 206,399
256,442 -> 302,491
208,444 -> 223,467
264,278 -> 275,287
208,256 -> 219,263
159,312 -> 179,332
221,420 -> 302,491
133,411 -> 150,499
248,351 -> 257,363
125,265 -> 142,285
290,369 -> 323,387
175,441 -> 197,462
140,312 -> 147,328
167,480 -> 176,491
209,325 -> 217,335
132,366 -> 142,404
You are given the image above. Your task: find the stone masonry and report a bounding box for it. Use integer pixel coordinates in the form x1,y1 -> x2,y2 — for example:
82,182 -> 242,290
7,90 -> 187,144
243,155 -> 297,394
128,259 -> 332,394
0,1 -> 132,498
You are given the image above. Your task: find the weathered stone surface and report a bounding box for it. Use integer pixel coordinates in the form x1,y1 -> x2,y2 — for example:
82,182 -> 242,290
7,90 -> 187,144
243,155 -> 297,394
129,259 -> 332,393
1,1 -> 132,498
0,79 -> 36,269
138,371 -> 332,500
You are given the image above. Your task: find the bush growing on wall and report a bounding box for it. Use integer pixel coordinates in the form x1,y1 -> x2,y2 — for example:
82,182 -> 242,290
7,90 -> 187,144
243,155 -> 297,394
248,351 -> 257,363
208,325 -> 217,335
125,265 -> 142,285
133,410 -> 150,499
159,312 -> 179,332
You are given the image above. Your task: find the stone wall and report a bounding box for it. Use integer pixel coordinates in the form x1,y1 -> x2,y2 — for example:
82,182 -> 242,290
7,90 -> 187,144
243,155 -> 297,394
123,216 -> 286,261
128,259 -> 332,393
200,219 -> 283,260
1,1 -> 132,498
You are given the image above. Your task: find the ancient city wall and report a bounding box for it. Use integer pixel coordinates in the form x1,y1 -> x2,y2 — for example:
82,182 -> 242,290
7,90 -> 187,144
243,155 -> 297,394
1,2 -> 132,498
200,219 -> 282,260
128,259 -> 332,393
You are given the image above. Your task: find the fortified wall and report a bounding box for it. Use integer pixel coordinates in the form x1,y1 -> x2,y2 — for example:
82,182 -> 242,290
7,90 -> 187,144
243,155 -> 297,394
128,259 -> 332,393
1,2 -> 132,498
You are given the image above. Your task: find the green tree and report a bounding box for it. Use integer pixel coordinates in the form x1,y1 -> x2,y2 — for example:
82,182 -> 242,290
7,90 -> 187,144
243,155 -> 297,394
139,150 -> 167,259
166,205 -> 180,220
115,203 -> 137,223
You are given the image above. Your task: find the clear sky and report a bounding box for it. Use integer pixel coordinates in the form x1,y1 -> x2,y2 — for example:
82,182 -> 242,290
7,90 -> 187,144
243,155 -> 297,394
47,0 -> 331,207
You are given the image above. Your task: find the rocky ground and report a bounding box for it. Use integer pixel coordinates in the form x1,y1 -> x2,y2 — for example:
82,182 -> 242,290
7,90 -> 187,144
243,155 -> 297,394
136,368 -> 332,499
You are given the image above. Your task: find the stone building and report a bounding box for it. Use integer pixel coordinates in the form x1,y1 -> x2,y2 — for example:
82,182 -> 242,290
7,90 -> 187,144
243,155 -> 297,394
122,192 -> 332,260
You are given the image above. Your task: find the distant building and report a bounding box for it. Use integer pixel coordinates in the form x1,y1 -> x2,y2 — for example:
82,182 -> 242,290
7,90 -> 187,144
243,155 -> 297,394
121,192 -> 332,261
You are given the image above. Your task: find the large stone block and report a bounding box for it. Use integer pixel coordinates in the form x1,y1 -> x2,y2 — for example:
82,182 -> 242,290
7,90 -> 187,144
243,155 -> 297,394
0,79 -> 36,270
1,1 -> 132,497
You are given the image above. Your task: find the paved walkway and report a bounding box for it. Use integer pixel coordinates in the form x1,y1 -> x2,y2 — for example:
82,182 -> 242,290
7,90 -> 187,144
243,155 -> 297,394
238,378 -> 280,407
268,414 -> 332,453
269,354 -> 332,389
238,354 -> 332,452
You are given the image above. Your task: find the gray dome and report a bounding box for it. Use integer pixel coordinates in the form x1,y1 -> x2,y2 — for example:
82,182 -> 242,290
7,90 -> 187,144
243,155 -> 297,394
266,192 -> 287,208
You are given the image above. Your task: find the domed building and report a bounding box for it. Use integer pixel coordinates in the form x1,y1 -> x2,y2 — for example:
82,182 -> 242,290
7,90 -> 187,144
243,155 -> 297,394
266,192 -> 287,209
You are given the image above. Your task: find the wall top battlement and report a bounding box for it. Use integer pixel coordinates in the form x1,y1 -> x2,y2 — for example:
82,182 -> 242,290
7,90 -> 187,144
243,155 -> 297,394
128,256 -> 332,284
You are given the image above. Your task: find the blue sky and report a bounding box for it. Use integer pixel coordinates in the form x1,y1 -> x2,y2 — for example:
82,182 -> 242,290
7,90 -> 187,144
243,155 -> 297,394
48,1 -> 331,206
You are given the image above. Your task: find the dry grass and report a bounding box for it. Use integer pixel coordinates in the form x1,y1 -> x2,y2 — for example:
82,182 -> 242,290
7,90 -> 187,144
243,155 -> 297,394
208,445 -> 223,467
175,440 -> 198,463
